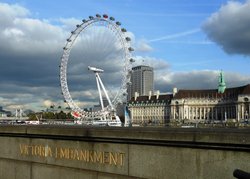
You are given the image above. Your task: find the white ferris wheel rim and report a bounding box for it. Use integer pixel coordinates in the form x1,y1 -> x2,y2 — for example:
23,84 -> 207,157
59,14 -> 133,119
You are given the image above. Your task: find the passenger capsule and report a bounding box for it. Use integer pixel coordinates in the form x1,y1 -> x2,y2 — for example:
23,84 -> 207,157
128,47 -> 134,51
116,21 -> 121,26
125,37 -> 131,41
63,47 -> 67,50
76,24 -> 80,28
103,14 -> 108,18
130,58 -> 135,63
82,19 -> 87,23
121,28 -> 127,32
96,14 -> 101,18
109,17 -> 115,21
67,39 -> 71,42
89,16 -> 94,20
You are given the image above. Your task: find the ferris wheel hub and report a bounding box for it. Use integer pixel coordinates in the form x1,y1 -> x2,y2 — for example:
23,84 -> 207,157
88,66 -> 104,73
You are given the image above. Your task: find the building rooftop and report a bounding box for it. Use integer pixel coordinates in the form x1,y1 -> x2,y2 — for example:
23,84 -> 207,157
132,65 -> 153,70
128,84 -> 250,102
129,94 -> 173,104
173,84 -> 250,99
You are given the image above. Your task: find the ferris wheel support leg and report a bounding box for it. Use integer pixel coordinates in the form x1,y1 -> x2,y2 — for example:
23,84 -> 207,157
96,74 -> 114,110
95,73 -> 104,110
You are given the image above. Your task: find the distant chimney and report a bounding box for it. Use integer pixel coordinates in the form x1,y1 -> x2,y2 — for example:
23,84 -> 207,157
156,90 -> 160,99
173,87 -> 178,96
149,91 -> 152,100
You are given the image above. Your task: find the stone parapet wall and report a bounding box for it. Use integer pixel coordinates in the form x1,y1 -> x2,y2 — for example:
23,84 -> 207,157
0,125 -> 249,179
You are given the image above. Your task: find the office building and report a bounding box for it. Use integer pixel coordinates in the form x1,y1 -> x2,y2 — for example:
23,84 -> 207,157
129,65 -> 154,100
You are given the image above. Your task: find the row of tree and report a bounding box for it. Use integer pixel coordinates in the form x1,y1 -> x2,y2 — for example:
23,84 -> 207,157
28,111 -> 73,120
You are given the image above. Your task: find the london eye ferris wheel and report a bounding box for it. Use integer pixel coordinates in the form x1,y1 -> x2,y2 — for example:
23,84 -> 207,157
59,14 -> 134,120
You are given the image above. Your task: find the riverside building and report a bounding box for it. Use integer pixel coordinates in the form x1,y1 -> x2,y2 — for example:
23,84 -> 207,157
128,72 -> 250,125
171,84 -> 250,123
128,91 -> 172,125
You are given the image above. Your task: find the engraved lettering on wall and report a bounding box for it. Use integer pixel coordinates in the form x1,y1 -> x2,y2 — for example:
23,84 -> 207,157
19,144 -> 125,167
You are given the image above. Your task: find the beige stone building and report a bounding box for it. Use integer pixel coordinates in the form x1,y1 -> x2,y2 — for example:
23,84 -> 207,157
128,92 -> 172,125
128,84 -> 250,124
171,84 -> 250,123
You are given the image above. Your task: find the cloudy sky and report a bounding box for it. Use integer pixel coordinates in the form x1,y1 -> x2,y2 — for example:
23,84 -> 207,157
0,0 -> 250,112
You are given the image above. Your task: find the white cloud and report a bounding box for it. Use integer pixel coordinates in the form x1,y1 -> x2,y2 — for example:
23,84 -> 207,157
3,28 -> 24,37
43,100 -> 54,107
0,3 -> 29,18
155,70 -> 250,93
135,40 -> 153,52
58,17 -> 82,30
202,0 -> 250,56
0,3 -> 29,29
1,18 -> 65,54
0,3 -> 68,56
133,56 -> 169,70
